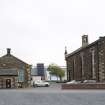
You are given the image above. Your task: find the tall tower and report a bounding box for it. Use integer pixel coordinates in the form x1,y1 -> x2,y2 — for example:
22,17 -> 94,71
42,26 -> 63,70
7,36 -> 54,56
37,63 -> 45,80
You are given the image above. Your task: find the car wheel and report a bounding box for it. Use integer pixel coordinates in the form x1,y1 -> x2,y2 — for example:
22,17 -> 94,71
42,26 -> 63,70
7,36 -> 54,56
45,84 -> 49,87
34,84 -> 37,87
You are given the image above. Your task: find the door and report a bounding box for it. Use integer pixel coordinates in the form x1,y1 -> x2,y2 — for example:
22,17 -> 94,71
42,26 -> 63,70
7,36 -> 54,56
6,79 -> 11,88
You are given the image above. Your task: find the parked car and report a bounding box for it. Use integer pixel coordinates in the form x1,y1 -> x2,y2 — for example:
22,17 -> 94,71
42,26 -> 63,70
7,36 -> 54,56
66,80 -> 81,84
83,80 -> 96,83
33,80 -> 50,87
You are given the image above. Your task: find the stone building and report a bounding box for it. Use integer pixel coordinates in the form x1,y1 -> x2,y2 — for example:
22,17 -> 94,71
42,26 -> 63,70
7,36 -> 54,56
65,35 -> 105,82
0,48 -> 31,88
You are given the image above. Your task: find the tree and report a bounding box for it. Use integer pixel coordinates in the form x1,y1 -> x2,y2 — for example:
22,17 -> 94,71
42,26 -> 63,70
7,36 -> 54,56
47,64 -> 65,81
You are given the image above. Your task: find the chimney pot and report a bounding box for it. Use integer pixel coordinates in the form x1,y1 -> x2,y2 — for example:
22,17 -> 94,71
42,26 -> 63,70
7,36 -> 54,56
7,48 -> 11,55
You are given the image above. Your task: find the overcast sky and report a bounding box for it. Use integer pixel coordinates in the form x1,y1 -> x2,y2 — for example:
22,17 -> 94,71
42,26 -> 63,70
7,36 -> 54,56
0,0 -> 105,66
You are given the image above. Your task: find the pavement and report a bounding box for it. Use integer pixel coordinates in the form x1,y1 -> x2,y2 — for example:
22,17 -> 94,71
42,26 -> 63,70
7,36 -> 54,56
0,83 -> 105,105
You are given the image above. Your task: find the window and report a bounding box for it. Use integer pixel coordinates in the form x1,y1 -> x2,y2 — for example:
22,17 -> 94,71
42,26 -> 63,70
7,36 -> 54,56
18,69 -> 24,82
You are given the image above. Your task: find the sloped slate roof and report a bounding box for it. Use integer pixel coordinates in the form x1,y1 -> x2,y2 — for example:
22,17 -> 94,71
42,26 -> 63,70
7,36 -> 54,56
0,54 -> 29,69
66,37 -> 105,58
1,54 -> 28,65
0,68 -> 18,76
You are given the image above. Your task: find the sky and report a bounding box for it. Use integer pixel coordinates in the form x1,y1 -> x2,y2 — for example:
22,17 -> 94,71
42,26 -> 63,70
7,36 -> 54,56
0,0 -> 105,66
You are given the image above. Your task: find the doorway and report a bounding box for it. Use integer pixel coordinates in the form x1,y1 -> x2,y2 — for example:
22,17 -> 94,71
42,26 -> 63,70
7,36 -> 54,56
6,79 -> 11,88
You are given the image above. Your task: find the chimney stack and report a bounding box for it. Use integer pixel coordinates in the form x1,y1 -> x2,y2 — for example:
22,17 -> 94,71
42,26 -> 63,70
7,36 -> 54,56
7,48 -> 11,55
82,35 -> 88,47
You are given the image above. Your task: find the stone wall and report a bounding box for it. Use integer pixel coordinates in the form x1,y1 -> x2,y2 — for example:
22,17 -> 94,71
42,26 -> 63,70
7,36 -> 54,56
62,83 -> 105,89
0,76 -> 17,88
98,38 -> 105,81
66,37 -> 105,82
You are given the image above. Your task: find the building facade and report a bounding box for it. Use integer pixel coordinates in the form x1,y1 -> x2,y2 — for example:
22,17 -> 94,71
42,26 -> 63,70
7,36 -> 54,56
65,35 -> 105,82
31,63 -> 46,80
0,48 -> 31,88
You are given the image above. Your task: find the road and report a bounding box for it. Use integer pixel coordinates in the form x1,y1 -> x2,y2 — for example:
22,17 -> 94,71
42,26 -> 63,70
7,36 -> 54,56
0,83 -> 105,105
